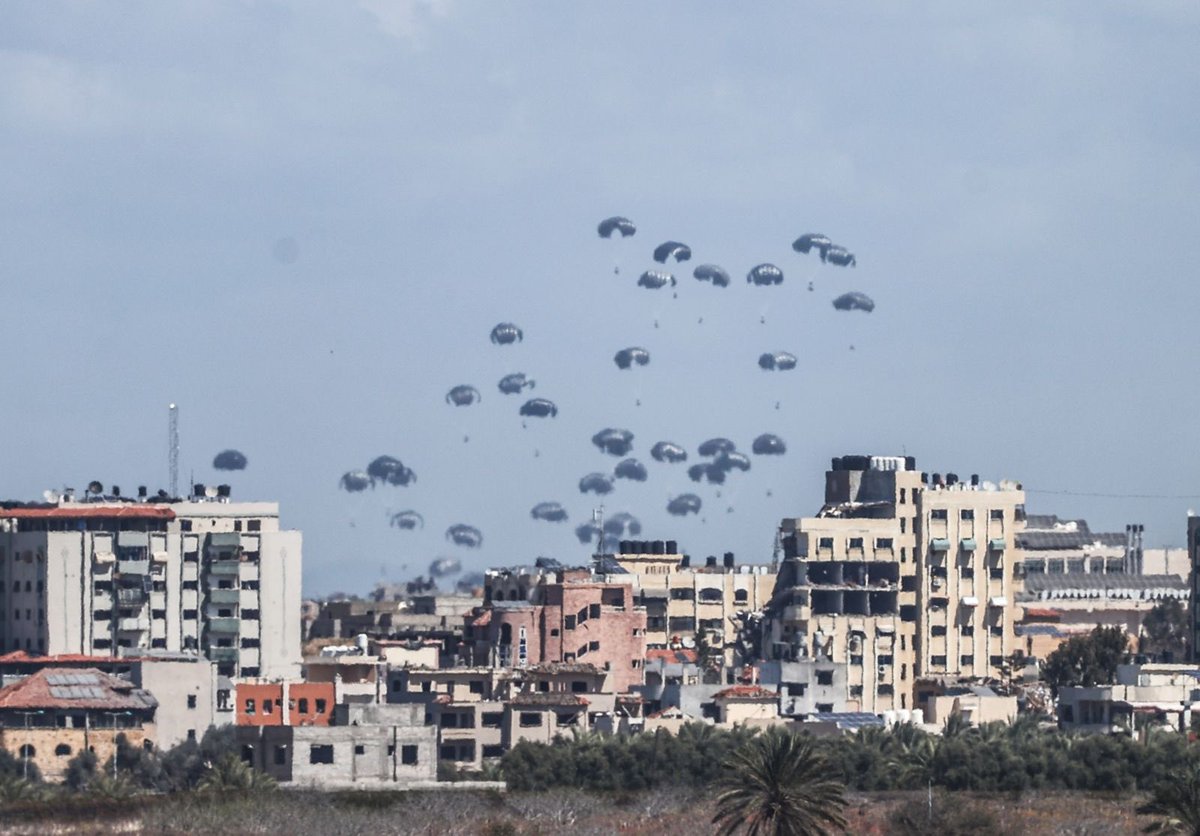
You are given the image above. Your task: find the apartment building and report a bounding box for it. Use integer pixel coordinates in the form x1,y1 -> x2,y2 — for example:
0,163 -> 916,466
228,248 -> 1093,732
0,489 -> 302,680
763,455 -> 1024,713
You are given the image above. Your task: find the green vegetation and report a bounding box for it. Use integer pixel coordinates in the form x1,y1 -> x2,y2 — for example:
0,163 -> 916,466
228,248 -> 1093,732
1142,598 -> 1190,662
1043,624 -> 1131,694
1138,756 -> 1200,835
712,727 -> 847,836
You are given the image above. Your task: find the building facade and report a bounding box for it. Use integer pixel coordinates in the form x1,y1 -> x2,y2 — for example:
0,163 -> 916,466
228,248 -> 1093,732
0,492 -> 302,680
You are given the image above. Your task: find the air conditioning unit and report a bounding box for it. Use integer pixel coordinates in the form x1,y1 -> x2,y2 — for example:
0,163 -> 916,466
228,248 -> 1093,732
878,665 -> 888,678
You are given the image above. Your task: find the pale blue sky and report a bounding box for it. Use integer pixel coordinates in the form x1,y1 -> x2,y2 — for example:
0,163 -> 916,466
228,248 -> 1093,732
2,2 -> 1198,595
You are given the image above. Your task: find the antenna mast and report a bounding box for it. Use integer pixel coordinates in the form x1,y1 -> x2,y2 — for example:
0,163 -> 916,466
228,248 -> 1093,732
168,403 -> 179,497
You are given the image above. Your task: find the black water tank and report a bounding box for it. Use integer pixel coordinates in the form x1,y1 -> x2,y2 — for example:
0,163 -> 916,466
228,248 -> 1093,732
970,474 -> 979,487
137,486 -> 147,498
217,484 -> 231,498
681,554 -> 691,567
946,473 -> 958,485
652,540 -> 666,555
920,472 -> 928,484
705,555 -> 718,568
666,540 -> 678,553
619,540 -> 631,554
904,456 -> 917,471
932,473 -> 943,486
831,457 -> 842,470
193,483 -> 205,497
723,552 -> 735,569
111,486 -> 121,497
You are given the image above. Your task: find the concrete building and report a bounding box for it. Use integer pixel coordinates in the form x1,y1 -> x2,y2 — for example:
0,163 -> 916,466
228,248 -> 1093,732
1057,663 -> 1200,736
238,703 -> 437,788
917,681 -> 1017,728
711,685 -> 781,726
0,650 -> 227,748
764,455 -> 1025,713
236,680 -> 335,727
1019,515 -> 1144,576
0,667 -> 157,780
756,660 -> 851,718
0,492 -> 302,680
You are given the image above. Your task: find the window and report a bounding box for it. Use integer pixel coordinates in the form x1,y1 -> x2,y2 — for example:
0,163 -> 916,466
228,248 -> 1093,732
273,746 -> 286,766
482,712 -> 503,728
549,629 -> 559,637
401,745 -> 418,765
875,538 -> 893,550
482,745 -> 504,759
848,537 -> 864,550
244,699 -> 255,715
931,655 -> 947,666
55,743 -> 72,757
990,509 -> 1003,520
571,680 -> 588,693
241,638 -> 260,649
217,608 -> 233,618
187,730 -> 196,742
315,699 -> 327,713
94,610 -> 112,621
469,680 -> 484,694
187,695 -> 197,709
299,698 -> 309,714
960,509 -> 974,520
931,625 -> 947,637
900,518 -> 906,534
262,699 -> 273,714
931,509 -> 948,521
19,744 -> 35,758
519,712 -> 542,727
588,604 -> 601,620
93,639 -> 111,650
152,609 -> 166,620
309,745 -> 334,765
183,609 -> 197,620
816,703 -> 834,713
182,581 -> 197,591
960,654 -> 973,667
815,670 -> 834,686
818,537 -> 833,549
899,488 -> 906,504
960,624 -> 974,636
354,744 -> 365,755
960,567 -> 974,580
734,589 -> 748,603
564,615 -> 576,630
242,609 -> 260,620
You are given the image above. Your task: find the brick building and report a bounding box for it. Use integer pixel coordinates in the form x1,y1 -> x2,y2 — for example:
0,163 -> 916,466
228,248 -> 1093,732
236,681 -> 335,727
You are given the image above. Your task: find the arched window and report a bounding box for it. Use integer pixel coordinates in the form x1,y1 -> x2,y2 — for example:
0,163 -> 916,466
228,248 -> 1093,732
500,623 -> 513,644
55,743 -> 72,757
493,590 -> 505,602
734,589 -> 749,604
19,744 -> 35,758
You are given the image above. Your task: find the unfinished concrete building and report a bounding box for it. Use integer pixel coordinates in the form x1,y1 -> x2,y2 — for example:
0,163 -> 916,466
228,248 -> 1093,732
763,455 -> 1025,713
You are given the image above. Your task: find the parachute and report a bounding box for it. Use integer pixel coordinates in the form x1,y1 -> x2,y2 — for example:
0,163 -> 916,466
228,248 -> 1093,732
614,458 -> 648,481
692,264 -> 731,287
758,351 -> 798,371
614,347 -> 650,370
716,451 -> 752,472
446,524 -> 483,549
429,556 -> 462,577
650,441 -> 688,463
212,449 -> 247,471
520,398 -> 558,418
579,473 -> 615,495
667,494 -> 703,516
653,241 -> 692,263
603,511 -> 642,538
592,428 -> 634,457
747,263 -> 784,286
697,438 -> 737,458
688,462 -> 727,485
389,510 -> 424,530
597,216 -> 636,238
367,456 -> 416,486
638,270 -> 676,290
832,292 -> 875,313
339,470 -> 371,493
530,501 -> 569,523
792,233 -> 832,255
490,322 -> 524,345
752,433 -> 787,455
822,245 -> 856,267
446,385 -> 481,406
575,522 -> 604,545
498,373 -> 535,395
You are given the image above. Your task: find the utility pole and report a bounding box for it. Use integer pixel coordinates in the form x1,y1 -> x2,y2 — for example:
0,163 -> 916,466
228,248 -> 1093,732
168,404 -> 179,497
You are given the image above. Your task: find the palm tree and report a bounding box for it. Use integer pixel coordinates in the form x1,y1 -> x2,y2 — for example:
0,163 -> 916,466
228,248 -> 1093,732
196,753 -> 277,793
712,727 -> 847,836
1139,758 -> 1200,835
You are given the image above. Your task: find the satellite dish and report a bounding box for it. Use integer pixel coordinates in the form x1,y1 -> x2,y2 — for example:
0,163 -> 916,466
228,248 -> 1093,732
204,486 -> 219,498
42,489 -> 60,503
87,480 -> 103,495
681,636 -> 696,649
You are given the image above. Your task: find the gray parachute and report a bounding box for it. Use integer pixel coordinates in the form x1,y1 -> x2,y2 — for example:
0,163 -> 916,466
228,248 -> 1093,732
697,438 -> 737,458
667,494 -> 703,516
650,441 -> 688,463
604,511 -> 642,538
340,470 -> 371,493
653,241 -> 692,263
716,451 -> 752,472
368,456 -> 416,487
212,449 -> 247,471
832,292 -> 874,312
498,373 -> 535,395
446,385 -> 481,406
638,270 -> 676,290
792,233 -> 832,255
592,428 -> 634,457
822,245 -> 856,267
614,347 -> 650,370
688,462 -> 727,485
597,216 -> 636,238
389,510 -> 424,530
490,322 -> 524,345
579,473 -> 615,495
692,264 -> 731,287
752,433 -> 787,455
446,524 -> 483,549
614,458 -> 648,481
429,557 -> 462,577
530,502 -> 569,523
758,351 -> 797,371
747,263 -> 784,286
520,398 -> 558,418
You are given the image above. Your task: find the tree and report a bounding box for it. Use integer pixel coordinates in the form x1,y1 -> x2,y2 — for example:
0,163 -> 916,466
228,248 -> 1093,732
1042,625 -> 1130,694
1138,757 -> 1200,835
711,727 -> 847,836
1142,599 -> 1189,662
196,753 -> 276,793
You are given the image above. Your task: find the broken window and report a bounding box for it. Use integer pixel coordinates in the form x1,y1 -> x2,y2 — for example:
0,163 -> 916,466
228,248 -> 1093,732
309,745 -> 334,765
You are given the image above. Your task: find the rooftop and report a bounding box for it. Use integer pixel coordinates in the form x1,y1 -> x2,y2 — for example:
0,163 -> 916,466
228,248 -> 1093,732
713,685 -> 778,701
509,692 -> 590,707
0,667 -> 157,712
1022,573 -> 1187,598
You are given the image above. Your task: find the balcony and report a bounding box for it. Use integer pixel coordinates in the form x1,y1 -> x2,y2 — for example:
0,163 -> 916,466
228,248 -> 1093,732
209,647 -> 238,663
209,588 -> 240,605
117,559 -> 150,575
116,588 -> 148,607
208,561 -> 241,577
208,617 -> 240,633
117,617 -> 150,632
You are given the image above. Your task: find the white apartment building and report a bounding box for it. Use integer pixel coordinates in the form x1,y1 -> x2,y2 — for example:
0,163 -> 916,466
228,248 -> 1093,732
0,489 -> 301,680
